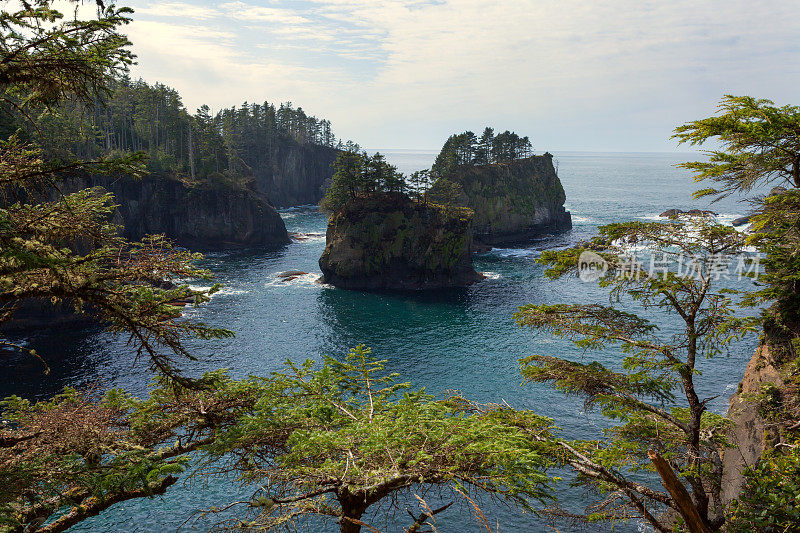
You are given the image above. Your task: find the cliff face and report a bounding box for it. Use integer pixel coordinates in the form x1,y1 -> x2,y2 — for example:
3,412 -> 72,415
319,193 -> 482,290
246,141 -> 340,207
74,175 -> 290,250
429,154 -> 571,246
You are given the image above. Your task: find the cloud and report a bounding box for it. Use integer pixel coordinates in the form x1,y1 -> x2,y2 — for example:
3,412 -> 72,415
220,1 -> 311,24
124,0 -> 800,150
135,2 -> 221,19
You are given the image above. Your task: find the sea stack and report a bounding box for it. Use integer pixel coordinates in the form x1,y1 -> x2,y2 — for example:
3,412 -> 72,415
428,153 -> 571,246
319,192 -> 481,290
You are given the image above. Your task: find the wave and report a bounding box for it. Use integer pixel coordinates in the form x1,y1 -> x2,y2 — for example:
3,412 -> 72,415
290,232 -> 326,243
264,272 -> 323,288
571,215 -> 593,224
186,284 -> 249,297
481,271 -> 502,280
489,247 -> 538,258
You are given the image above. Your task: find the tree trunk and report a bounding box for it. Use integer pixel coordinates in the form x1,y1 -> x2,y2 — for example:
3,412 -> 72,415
188,123 -> 196,180
648,450 -> 711,533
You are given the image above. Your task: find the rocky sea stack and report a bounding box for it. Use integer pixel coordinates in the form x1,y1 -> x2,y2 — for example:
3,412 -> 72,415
71,175 -> 291,250
319,192 -> 481,290
428,154 -> 571,246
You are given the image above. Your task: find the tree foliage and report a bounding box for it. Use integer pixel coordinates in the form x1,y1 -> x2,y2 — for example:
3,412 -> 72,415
198,346 -> 557,533
320,150 -> 405,211
515,219 -> 757,531
673,95 -> 800,199
0,371 -> 259,533
430,127 -> 532,177
5,76 -> 345,188
675,95 -> 800,527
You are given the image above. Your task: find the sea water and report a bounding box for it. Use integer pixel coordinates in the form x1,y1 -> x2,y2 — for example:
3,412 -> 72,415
1,151 -> 762,532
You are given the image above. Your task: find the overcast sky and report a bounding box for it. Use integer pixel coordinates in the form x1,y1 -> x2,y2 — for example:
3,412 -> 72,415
122,0 -> 800,151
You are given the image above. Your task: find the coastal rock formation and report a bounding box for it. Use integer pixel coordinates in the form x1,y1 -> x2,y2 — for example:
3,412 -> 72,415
428,154 -> 571,246
246,141 -> 340,207
659,208 -> 718,218
72,175 -> 290,250
721,342 -> 785,504
319,193 -> 481,290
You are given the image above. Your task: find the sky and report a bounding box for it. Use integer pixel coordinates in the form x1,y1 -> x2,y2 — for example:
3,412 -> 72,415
119,0 -> 800,151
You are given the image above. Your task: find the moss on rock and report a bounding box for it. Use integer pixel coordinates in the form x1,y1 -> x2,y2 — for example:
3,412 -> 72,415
428,154 -> 572,245
319,192 -> 482,290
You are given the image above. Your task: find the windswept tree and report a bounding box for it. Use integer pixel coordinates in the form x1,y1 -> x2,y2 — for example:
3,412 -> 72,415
199,346 -> 558,533
0,1 -> 232,530
673,95 -> 800,199
0,0 -> 230,380
674,96 -> 800,529
514,219 -> 757,532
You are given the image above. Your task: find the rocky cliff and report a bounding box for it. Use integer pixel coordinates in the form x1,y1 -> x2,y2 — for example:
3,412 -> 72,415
72,175 -> 290,250
319,193 -> 482,290
245,141 -> 340,207
428,154 -> 571,246
721,336 -> 800,507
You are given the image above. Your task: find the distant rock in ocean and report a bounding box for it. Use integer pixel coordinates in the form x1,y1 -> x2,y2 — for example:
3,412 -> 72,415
427,154 -> 571,246
659,208 -> 717,218
319,192 -> 481,290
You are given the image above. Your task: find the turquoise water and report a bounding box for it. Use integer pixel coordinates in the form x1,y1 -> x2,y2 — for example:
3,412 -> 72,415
1,151 -> 762,532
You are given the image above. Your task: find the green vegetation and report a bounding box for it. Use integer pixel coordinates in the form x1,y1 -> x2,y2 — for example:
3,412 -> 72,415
2,0 -> 800,529
430,127 -> 533,177
320,149 -> 405,211
0,0 -> 231,379
514,219 -> 757,531
727,442 -> 800,531
198,346 -> 557,532
3,69 -> 344,191
673,95 -> 800,199
674,95 -> 800,529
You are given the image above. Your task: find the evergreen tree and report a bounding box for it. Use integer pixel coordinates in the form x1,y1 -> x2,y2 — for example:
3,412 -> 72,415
515,219 -> 758,531
199,346 -> 557,533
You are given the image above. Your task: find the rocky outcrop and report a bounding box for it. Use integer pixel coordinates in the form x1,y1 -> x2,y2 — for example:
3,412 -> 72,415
319,193 -> 482,290
659,209 -> 718,218
721,343 -> 785,504
70,175 -> 290,250
245,141 -> 340,207
428,154 -> 571,246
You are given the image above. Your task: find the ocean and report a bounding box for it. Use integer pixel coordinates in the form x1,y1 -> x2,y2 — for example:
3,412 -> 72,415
1,151 -> 762,532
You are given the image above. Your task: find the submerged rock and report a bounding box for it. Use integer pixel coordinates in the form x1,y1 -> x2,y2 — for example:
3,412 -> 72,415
319,192 -> 481,290
277,270 -> 309,278
731,216 -> 751,227
427,154 -> 571,246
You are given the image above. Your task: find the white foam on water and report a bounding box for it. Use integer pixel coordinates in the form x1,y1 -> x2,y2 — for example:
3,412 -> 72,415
187,284 -> 248,297
291,232 -> 326,243
571,215 -> 593,223
637,213 -> 664,221
265,272 -> 323,288
490,247 -> 537,258
482,271 -> 502,280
